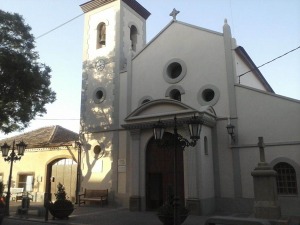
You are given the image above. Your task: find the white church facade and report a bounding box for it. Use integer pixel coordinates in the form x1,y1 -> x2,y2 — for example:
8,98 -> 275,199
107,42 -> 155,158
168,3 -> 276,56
79,0 -> 300,216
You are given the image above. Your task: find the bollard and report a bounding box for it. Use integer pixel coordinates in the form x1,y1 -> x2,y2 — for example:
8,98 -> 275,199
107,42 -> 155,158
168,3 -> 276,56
22,196 -> 30,209
44,192 -> 50,221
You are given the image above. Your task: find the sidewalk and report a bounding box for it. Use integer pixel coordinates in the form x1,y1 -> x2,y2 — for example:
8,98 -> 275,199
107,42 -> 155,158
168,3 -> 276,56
4,202 -> 209,225
4,202 -> 300,225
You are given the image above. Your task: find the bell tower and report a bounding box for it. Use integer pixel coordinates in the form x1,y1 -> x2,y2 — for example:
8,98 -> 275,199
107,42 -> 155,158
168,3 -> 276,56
79,0 -> 150,201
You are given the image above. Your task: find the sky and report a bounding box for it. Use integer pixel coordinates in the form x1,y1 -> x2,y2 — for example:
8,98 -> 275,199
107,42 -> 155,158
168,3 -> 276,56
0,0 -> 299,139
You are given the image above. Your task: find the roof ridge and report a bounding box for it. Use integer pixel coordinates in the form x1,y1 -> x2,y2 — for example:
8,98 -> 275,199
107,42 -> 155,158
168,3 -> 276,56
48,125 -> 59,143
133,20 -> 223,60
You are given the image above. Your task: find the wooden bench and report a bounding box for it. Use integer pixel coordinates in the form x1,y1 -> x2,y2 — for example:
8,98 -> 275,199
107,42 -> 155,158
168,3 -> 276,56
78,189 -> 108,207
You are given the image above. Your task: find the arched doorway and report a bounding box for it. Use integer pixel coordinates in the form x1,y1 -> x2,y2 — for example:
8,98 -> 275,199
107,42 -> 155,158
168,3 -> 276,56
146,132 -> 185,210
46,158 -> 77,202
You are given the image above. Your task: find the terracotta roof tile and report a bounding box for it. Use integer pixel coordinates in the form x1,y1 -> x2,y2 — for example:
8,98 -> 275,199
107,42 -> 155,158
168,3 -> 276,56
0,125 -> 78,149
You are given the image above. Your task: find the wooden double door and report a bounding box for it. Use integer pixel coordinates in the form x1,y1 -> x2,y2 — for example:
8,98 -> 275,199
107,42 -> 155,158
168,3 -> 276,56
146,133 -> 184,210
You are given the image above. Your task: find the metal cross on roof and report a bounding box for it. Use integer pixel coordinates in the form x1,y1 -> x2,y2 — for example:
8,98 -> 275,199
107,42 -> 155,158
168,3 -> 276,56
169,8 -> 180,20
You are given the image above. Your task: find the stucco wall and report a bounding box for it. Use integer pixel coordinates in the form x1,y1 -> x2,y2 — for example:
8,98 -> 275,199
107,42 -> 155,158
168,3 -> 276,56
131,23 -> 230,117
215,120 -> 235,198
0,147 -> 77,202
236,85 -> 300,144
82,2 -> 118,61
236,85 -> 300,200
234,53 -> 266,91
122,2 -> 147,59
80,132 -> 113,190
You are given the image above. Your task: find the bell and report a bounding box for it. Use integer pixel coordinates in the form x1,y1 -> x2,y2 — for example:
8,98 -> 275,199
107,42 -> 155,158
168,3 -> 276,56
99,34 -> 106,45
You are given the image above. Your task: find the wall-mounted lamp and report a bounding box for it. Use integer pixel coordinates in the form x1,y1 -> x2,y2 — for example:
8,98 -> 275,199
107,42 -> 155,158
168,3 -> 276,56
37,176 -> 43,183
226,123 -> 235,143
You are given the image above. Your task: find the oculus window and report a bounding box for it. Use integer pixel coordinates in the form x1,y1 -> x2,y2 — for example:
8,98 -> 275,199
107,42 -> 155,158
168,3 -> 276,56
93,87 -> 106,104
198,84 -> 220,106
163,59 -> 187,84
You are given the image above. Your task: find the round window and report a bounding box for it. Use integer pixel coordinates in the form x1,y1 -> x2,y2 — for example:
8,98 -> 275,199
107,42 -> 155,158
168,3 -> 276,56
198,85 -> 220,106
94,145 -> 102,154
202,89 -> 215,102
163,58 -> 187,84
96,90 -> 103,100
167,62 -> 182,79
93,87 -> 106,104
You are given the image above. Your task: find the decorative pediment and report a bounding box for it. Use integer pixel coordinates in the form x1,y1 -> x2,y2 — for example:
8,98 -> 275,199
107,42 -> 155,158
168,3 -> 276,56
122,99 -> 216,129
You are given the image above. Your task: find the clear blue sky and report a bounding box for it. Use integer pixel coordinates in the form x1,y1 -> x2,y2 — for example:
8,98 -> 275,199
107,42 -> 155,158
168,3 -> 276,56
0,0 -> 299,139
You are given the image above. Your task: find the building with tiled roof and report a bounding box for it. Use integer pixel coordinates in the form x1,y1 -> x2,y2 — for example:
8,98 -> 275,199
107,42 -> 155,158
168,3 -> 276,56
0,125 -> 78,149
0,126 -> 79,202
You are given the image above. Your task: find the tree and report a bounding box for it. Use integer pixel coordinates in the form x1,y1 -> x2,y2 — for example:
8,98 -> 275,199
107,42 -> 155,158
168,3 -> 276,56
0,10 -> 56,134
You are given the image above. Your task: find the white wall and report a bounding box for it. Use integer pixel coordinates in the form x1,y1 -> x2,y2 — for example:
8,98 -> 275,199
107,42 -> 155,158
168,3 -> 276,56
131,23 -> 230,117
236,85 -> 300,198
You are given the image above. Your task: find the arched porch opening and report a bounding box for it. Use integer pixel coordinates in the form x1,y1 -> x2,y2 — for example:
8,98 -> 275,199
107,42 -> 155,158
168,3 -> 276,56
45,157 -> 77,202
145,132 -> 184,211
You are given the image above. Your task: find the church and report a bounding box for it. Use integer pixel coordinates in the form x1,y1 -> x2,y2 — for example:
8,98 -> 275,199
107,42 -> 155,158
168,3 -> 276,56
78,0 -> 300,216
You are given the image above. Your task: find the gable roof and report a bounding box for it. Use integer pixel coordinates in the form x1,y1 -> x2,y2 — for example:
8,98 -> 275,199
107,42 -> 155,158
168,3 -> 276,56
133,19 -> 223,60
80,0 -> 151,19
0,125 -> 78,149
235,46 -> 274,93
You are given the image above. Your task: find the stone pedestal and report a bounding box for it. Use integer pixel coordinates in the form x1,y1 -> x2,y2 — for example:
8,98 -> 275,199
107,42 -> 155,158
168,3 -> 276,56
129,195 -> 141,211
186,198 -> 201,215
251,162 -> 281,219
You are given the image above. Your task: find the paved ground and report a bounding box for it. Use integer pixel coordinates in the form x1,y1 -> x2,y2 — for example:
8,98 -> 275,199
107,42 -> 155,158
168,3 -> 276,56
2,202 -> 299,225
2,202 -> 208,225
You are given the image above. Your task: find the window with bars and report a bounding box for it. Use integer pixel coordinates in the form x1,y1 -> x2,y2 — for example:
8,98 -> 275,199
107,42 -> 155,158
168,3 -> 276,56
274,162 -> 298,195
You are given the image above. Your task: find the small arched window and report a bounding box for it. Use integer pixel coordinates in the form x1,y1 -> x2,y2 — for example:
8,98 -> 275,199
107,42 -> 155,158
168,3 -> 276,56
274,162 -> 298,195
130,25 -> 137,51
141,99 -> 150,104
97,22 -> 106,49
169,89 -> 181,101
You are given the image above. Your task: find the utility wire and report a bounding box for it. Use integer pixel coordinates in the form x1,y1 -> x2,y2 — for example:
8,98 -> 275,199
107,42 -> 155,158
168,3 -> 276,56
35,119 -> 80,120
238,46 -> 300,83
36,13 -> 84,39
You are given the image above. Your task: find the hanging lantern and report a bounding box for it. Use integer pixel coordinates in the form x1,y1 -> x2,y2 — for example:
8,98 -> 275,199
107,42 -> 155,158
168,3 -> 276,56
16,141 -> 27,156
153,120 -> 165,140
1,142 -> 10,157
188,115 -> 203,140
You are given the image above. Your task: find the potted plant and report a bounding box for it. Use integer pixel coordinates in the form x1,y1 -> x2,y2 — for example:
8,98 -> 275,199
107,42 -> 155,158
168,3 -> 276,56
0,181 -> 5,225
48,182 -> 74,219
157,187 -> 189,225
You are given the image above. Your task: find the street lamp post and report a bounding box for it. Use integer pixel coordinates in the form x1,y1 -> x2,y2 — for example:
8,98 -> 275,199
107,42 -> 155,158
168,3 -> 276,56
1,140 -> 27,216
153,115 -> 202,225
